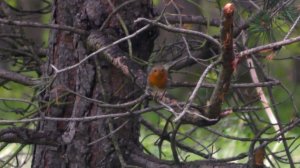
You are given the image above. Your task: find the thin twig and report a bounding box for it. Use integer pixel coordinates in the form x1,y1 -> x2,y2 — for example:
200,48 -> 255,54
0,68 -> 40,86
107,0 -> 133,58
174,61 -> 218,122
50,24 -> 150,74
171,79 -> 280,88
170,123 -> 180,163
0,18 -> 87,35
0,97 -> 38,109
65,87 -> 148,108
108,120 -> 128,168
140,118 -> 211,159
165,14 -> 220,26
134,17 -> 221,49
283,14 -> 300,40
88,120 -> 129,146
0,106 -> 166,124
100,0 -> 136,31
246,57 -> 279,132
239,36 -> 300,57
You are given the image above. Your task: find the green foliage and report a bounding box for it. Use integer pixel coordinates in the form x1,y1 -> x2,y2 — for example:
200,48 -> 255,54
151,0 -> 160,6
4,0 -> 16,7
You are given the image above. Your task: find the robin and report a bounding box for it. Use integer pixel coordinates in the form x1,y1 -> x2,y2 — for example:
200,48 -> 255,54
147,64 -> 168,98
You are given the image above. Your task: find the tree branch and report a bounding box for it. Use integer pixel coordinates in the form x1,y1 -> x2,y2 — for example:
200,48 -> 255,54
134,17 -> 221,49
0,68 -> 39,86
164,14 -> 220,26
0,127 -> 60,146
129,146 -> 247,168
171,79 -> 280,88
87,31 -> 148,89
0,18 -> 87,35
206,3 -> 235,118
239,36 -> 300,57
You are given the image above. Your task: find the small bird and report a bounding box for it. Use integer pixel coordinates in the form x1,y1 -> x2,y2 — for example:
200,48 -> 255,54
147,64 -> 168,98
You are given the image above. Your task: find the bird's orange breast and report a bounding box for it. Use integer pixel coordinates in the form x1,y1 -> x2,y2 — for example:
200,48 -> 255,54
147,65 -> 168,90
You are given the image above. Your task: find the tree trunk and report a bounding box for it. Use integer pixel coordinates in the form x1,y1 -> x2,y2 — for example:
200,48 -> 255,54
32,0 -> 153,167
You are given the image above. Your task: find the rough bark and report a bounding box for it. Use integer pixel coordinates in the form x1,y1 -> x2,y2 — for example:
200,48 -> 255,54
32,0 -> 153,167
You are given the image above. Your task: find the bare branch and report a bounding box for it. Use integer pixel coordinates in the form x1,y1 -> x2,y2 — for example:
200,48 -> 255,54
134,17 -> 221,49
0,127 -> 60,146
284,14 -> 300,40
165,14 -> 220,26
206,3 -> 235,118
246,57 -> 279,132
51,24 -> 150,81
0,18 -> 87,35
171,79 -> 280,88
174,61 -> 218,122
0,68 -> 39,86
239,36 -> 300,57
0,106 -> 164,124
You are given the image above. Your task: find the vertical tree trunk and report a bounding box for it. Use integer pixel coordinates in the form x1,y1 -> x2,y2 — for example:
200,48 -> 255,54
32,0 -> 154,167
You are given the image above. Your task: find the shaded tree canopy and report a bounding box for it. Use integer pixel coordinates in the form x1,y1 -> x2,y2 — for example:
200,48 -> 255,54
0,0 -> 300,168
